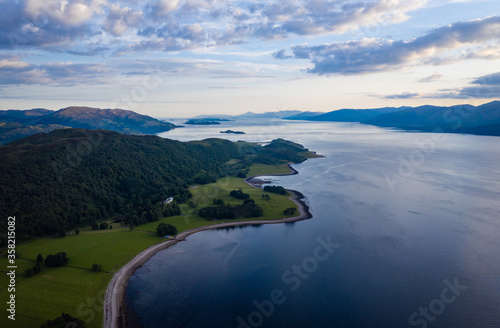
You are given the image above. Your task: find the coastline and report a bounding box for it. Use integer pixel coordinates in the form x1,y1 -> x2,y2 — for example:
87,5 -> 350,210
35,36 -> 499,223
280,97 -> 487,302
103,163 -> 312,328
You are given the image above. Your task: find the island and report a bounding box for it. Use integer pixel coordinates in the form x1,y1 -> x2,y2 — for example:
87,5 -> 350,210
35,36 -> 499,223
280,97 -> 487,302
184,118 -> 231,125
220,129 -> 245,134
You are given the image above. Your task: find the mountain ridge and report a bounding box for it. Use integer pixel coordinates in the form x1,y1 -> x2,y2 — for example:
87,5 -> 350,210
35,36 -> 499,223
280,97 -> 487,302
0,106 -> 177,144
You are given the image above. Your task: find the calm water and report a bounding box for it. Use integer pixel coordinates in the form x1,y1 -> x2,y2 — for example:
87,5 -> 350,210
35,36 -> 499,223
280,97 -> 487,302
126,120 -> 500,328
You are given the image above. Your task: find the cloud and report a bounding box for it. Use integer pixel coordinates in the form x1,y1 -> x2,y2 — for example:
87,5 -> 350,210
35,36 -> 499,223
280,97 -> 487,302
0,0 -> 105,50
281,16 -> 500,75
452,71 -> 500,98
272,49 -> 292,60
418,72 -> 443,82
24,0 -> 96,27
393,71 -> 500,100
152,0 -> 181,15
385,92 -> 422,99
0,55 -> 108,85
472,72 -> 500,86
103,4 -> 143,37
0,0 -> 429,53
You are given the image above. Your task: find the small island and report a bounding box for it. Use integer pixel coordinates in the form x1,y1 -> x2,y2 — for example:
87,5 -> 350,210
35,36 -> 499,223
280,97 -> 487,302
220,130 -> 245,134
185,118 -> 231,125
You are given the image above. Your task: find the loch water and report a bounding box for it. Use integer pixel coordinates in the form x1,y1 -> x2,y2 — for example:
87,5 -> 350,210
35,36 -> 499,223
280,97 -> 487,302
125,120 -> 500,328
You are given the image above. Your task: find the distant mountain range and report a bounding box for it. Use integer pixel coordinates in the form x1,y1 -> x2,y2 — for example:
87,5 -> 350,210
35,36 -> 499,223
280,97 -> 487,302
194,110 -> 307,120
286,107 -> 407,122
0,106 -> 177,144
283,101 -> 500,137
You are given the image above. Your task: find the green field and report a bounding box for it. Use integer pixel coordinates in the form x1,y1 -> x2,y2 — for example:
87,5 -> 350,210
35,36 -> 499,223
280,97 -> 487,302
247,163 -> 292,176
0,230 -> 161,328
136,174 -> 298,233
0,165 -> 298,328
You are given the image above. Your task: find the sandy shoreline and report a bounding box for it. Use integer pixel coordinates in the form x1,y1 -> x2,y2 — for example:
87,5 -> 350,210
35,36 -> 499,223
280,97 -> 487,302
103,164 -> 312,328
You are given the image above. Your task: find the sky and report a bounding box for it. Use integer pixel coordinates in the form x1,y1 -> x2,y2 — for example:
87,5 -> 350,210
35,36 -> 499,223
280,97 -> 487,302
0,0 -> 500,118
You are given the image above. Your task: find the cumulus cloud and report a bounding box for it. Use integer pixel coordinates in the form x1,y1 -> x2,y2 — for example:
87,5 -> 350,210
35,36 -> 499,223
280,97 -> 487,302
24,0 -> 103,27
0,0 -> 429,53
280,16 -> 500,75
103,4 -> 143,37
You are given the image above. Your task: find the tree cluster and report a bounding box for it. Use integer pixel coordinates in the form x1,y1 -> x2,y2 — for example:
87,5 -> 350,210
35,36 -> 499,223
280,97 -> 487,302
45,252 -> 68,267
198,202 -> 263,220
263,185 -> 287,195
230,189 -> 250,200
91,263 -> 102,272
40,313 -> 85,328
156,223 -> 178,237
213,198 -> 225,205
162,202 -> 180,217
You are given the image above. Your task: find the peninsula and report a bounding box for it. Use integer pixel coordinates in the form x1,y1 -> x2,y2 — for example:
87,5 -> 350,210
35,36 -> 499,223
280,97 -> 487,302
0,129 -> 320,328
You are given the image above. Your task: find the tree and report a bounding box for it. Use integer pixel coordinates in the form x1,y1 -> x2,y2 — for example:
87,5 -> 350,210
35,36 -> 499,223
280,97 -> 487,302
213,198 -> 224,205
25,268 -> 33,277
36,253 -> 44,263
34,262 -> 42,274
157,223 -> 178,237
263,185 -> 287,195
45,252 -> 68,267
91,222 -> 99,230
109,225 -> 112,229
75,229 -> 80,235
230,188 -> 250,200
283,207 -> 297,216
91,263 -> 102,272
40,313 -> 85,328
99,222 -> 109,230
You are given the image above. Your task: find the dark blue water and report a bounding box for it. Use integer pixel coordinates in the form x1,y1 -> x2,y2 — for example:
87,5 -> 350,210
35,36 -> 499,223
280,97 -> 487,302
126,121 -> 500,328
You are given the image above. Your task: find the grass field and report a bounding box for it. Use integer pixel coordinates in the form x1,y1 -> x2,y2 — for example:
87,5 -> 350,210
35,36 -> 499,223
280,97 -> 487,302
247,163 -> 292,176
0,164 -> 298,328
136,174 -> 298,234
0,230 -> 162,328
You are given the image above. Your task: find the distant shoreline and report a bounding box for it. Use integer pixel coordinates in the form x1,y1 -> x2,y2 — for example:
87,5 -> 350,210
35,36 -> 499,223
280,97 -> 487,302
103,164 -> 312,328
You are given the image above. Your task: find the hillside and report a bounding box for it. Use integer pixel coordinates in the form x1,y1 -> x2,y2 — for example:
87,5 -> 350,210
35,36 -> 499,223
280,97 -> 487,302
284,101 -> 500,136
0,122 -> 69,144
366,101 -> 500,135
0,108 -> 53,123
0,106 -> 177,144
32,106 -> 177,134
0,129 -> 312,241
285,107 -> 407,122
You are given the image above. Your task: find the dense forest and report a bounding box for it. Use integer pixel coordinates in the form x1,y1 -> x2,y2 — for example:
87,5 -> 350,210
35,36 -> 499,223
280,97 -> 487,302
0,129 -> 312,241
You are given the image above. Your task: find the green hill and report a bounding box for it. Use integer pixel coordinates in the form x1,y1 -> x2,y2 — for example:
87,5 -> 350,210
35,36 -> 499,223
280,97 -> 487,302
0,130 -> 311,241
0,106 -> 178,144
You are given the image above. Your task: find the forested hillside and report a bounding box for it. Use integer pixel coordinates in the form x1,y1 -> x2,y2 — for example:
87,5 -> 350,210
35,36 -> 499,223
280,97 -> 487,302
0,130 -> 311,241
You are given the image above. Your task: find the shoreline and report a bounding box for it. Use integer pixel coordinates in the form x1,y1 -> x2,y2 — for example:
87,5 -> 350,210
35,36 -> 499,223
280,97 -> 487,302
103,163 -> 312,328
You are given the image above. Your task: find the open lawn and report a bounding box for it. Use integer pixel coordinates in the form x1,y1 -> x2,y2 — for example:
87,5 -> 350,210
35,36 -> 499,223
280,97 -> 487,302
0,230 -> 162,328
0,169 -> 299,328
247,163 -> 292,176
135,175 -> 298,234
